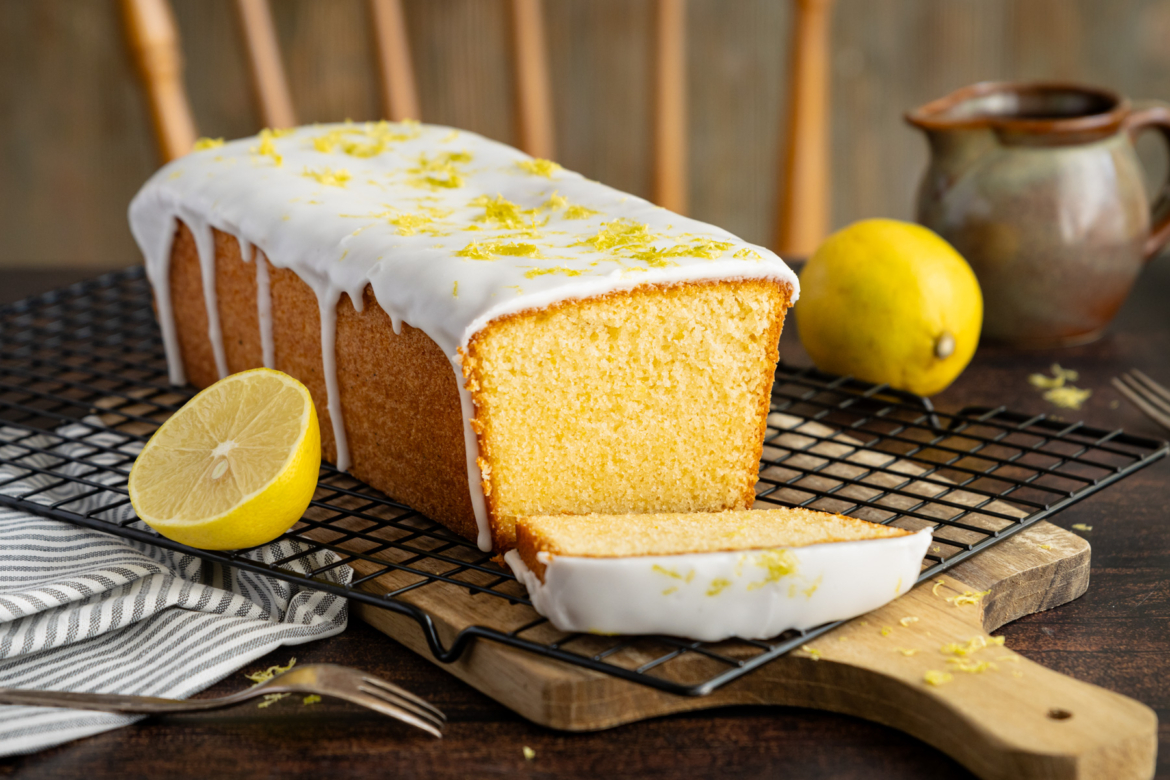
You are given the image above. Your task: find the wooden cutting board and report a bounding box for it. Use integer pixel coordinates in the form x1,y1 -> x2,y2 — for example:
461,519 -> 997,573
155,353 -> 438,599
346,519 -> 1156,780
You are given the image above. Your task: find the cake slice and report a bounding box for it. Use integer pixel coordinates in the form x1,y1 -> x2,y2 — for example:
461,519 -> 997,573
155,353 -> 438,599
504,508 -> 933,641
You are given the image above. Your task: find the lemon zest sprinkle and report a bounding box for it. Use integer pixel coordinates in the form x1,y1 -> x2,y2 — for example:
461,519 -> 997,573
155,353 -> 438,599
747,549 -> 798,591
456,240 -> 542,260
924,670 -> 953,686
302,166 -> 352,187
652,564 -> 683,579
517,158 -> 562,177
302,694 -> 322,705
932,579 -> 946,596
899,616 -> 920,627
193,137 -> 224,151
946,589 -> 990,607
524,266 -> 586,279
801,645 -> 822,661
707,578 -> 731,596
898,648 -> 919,657
523,746 -> 536,761
1072,523 -> 1093,532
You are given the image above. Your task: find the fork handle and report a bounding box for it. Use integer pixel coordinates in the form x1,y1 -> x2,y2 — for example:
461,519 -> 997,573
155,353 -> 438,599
0,687 -> 249,715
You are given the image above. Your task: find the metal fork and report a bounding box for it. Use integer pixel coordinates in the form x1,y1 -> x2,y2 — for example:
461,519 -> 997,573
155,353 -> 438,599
1113,369 -> 1170,432
0,663 -> 445,737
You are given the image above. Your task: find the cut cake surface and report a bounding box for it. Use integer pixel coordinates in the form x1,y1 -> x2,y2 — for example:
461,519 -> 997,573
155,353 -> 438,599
516,508 -> 911,580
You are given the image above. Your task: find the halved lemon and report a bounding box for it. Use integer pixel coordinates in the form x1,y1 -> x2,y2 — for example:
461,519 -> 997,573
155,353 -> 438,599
129,368 -> 321,550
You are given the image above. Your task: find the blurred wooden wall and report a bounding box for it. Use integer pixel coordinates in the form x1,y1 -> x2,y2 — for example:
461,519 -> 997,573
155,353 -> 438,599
3,0 -> 1170,268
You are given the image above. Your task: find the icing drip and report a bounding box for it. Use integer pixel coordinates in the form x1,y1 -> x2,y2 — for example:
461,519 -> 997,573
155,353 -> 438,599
504,528 -> 933,641
237,237 -> 275,369
128,122 -> 800,552
316,286 -> 351,472
143,214 -> 186,385
185,214 -> 228,379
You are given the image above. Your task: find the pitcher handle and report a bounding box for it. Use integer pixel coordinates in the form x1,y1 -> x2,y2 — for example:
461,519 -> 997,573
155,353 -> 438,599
1123,101 -> 1170,261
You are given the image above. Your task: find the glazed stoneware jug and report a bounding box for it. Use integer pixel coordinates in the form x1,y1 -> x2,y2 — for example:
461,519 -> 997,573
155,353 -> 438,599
906,82 -> 1170,348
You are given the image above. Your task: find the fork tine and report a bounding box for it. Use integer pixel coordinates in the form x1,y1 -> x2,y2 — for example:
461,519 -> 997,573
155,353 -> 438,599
361,674 -> 446,721
358,684 -> 447,727
1130,369 -> 1170,407
1121,373 -> 1170,417
1113,377 -> 1170,431
347,689 -> 444,738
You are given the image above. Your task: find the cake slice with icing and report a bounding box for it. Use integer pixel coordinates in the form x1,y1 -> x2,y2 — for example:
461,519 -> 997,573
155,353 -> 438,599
129,122 -> 798,552
504,509 -> 933,641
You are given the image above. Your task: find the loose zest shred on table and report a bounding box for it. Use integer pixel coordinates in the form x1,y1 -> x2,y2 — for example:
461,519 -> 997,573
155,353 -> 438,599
801,645 -> 822,661
924,671 -> 953,686
946,589 -> 991,607
932,579 -> 946,596
523,746 -> 537,760
899,616 -> 920,627
1029,363 -> 1092,410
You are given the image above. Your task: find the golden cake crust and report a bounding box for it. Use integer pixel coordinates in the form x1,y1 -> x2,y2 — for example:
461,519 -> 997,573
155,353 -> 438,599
166,221 -> 790,550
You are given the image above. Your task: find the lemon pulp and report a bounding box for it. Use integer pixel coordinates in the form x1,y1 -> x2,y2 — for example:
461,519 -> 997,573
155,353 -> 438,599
129,368 -> 321,550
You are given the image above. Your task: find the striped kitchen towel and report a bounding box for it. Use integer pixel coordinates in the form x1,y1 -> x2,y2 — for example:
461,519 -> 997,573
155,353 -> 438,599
0,422 -> 350,757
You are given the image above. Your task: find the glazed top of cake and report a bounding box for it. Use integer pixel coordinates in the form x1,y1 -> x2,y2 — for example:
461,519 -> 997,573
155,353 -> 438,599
129,121 -> 798,363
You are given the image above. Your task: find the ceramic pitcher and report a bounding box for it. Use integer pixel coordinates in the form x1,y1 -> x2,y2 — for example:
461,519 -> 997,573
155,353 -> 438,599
906,82 -> 1170,348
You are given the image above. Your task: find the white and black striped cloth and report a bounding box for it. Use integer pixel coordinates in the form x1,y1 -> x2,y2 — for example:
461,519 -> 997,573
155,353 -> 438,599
0,422 -> 350,757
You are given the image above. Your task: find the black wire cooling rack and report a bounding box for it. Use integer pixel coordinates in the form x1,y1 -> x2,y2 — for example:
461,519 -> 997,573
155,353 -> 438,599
0,267 -> 1165,696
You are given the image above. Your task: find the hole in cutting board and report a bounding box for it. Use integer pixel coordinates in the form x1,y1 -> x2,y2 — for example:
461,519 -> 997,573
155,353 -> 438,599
1047,708 -> 1073,720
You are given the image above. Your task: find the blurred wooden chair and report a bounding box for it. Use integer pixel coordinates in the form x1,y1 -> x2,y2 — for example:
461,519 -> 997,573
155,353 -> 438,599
121,0 -> 831,255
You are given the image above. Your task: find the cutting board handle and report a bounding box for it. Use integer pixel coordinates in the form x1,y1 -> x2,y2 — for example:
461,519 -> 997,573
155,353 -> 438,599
725,568 -> 1158,780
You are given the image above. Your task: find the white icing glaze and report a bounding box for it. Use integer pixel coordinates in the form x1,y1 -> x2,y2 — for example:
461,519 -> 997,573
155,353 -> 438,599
128,122 -> 800,551
504,528 -> 932,641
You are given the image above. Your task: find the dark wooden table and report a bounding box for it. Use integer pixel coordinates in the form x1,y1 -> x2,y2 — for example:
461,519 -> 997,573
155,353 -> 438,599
2,260 -> 1168,780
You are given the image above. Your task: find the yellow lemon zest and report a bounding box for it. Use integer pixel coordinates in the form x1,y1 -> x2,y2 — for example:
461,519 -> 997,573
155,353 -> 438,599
193,137 -> 224,151
302,166 -> 352,187
456,240 -> 542,260
946,589 -> 990,607
898,648 -> 919,657
652,564 -> 683,579
801,645 -> 822,661
707,578 -> 731,596
1072,523 -> 1093,532
747,548 -> 798,591
924,670 -> 953,686
524,266 -> 586,279
517,158 -> 562,177
252,128 -> 284,166
899,616 -> 920,627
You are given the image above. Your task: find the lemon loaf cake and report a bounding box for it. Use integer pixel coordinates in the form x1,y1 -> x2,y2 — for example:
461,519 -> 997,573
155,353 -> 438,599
504,508 -> 932,640
128,122 -> 799,552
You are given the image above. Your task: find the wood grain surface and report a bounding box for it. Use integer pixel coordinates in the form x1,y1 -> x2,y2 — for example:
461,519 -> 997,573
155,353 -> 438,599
1,260 -> 1167,778
6,0 -> 1170,268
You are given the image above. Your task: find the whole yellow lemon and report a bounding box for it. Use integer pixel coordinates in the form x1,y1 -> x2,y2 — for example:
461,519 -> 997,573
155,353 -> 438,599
795,219 -> 982,397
